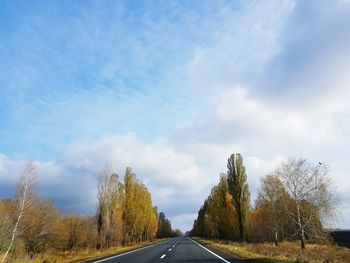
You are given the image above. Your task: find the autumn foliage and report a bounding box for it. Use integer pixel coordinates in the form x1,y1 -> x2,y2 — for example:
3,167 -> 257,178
190,154 -> 338,250
0,163 -> 177,262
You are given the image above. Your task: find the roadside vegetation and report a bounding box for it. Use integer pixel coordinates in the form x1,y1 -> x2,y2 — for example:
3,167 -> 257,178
0,162 -> 180,262
195,237 -> 350,263
1,238 -> 169,263
190,153 -> 349,262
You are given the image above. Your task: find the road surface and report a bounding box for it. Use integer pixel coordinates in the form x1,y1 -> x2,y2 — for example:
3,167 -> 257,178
85,236 -> 242,263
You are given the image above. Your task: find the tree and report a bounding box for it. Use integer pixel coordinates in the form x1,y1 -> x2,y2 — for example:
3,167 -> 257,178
19,199 -> 60,258
123,167 -> 141,244
0,199 -> 16,253
227,153 -> 250,242
123,167 -> 158,244
58,213 -> 92,251
256,175 -> 288,245
204,174 -> 237,240
96,166 -> 123,249
1,161 -> 38,262
0,200 -> 10,250
157,212 -> 172,238
273,158 -> 338,249
96,166 -> 111,249
190,174 -> 238,240
206,175 -> 226,239
222,191 -> 239,240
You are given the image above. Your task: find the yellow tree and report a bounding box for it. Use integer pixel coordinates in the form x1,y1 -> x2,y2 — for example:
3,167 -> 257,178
256,174 -> 287,245
123,167 -> 152,243
19,199 -> 60,258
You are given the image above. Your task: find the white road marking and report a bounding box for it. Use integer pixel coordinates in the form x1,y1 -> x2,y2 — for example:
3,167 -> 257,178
168,248 -> 172,251
190,238 -> 231,263
91,238 -> 177,262
160,254 -> 166,259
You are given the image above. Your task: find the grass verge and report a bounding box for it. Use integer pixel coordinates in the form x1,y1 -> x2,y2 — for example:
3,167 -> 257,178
193,237 -> 350,263
1,238 -> 170,263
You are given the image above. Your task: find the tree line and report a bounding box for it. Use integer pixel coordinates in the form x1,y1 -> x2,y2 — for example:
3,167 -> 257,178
0,162 -> 179,261
190,153 -> 338,249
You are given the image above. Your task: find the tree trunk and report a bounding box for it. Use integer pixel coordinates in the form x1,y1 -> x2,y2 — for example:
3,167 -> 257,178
297,202 -> 306,249
1,167 -> 31,263
300,228 -> 306,249
274,230 -> 278,246
238,209 -> 244,242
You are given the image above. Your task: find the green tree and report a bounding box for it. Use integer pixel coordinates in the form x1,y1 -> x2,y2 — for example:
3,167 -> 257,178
157,212 -> 172,238
227,153 -> 250,242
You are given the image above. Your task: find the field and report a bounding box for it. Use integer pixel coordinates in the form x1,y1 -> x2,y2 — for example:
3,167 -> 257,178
330,230 -> 350,248
194,238 -> 350,263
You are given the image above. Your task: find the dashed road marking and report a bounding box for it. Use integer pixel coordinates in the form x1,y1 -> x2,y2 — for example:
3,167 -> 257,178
91,238 -> 177,262
160,254 -> 166,259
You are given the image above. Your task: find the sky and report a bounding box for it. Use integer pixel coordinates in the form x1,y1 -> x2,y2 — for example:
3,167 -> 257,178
1,0 -> 350,232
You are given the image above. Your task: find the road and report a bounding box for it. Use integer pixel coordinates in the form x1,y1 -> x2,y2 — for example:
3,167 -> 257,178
85,236 -> 243,263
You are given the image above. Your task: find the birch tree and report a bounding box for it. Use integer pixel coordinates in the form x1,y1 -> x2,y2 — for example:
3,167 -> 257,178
1,161 -> 38,262
273,158 -> 338,249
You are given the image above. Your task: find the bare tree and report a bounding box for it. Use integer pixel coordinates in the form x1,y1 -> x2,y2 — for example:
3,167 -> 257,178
96,165 -> 123,249
96,165 -> 111,249
274,158 -> 338,249
1,161 -> 38,262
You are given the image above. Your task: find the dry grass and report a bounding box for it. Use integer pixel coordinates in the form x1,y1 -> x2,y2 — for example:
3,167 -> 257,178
194,238 -> 350,263
0,238 -> 169,263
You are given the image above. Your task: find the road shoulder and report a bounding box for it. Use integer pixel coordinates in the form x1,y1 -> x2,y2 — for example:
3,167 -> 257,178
190,237 -> 245,263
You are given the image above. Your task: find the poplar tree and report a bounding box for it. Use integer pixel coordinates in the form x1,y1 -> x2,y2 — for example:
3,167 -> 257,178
227,153 -> 250,242
123,167 -> 158,243
96,166 -> 123,249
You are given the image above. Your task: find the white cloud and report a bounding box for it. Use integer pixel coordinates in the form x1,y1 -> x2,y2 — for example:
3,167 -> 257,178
2,0 -> 350,232
217,86 -> 307,140
187,0 -> 295,91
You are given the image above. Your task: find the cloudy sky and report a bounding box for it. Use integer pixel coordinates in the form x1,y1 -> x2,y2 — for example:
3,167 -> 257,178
1,0 -> 350,231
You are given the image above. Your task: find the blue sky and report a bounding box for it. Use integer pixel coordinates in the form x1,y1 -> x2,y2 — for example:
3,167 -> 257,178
1,0 -> 350,231
0,0 -> 208,158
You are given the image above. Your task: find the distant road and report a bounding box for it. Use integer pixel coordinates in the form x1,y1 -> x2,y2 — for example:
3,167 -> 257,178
84,236 -> 242,263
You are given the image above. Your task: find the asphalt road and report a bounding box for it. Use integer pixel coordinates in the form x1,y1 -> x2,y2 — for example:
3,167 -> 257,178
86,236 -> 243,263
